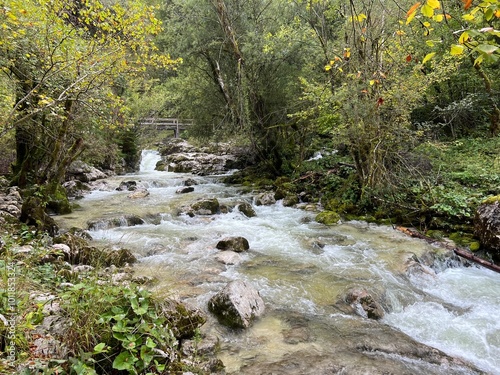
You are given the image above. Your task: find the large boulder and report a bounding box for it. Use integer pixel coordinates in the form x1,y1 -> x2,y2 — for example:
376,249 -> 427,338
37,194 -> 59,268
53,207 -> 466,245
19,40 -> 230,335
208,280 -> 265,329
216,236 -> 250,252
474,197 -> 500,259
67,160 -> 107,182
190,198 -> 220,215
236,202 -> 256,218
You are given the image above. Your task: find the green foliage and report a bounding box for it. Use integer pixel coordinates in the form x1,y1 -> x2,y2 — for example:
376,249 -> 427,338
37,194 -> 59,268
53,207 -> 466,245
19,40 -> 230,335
63,283 -> 177,374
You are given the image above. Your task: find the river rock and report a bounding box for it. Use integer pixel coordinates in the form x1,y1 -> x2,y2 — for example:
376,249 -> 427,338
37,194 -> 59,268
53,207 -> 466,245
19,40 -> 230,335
160,299 -> 206,339
216,236 -> 250,252
237,202 -> 256,218
116,180 -> 138,191
474,197 -> 500,259
215,251 -> 243,265
176,186 -> 194,194
254,192 -> 276,206
87,214 -> 145,230
316,210 -> 341,225
208,280 -> 265,329
344,288 -> 385,320
190,198 -> 220,215
184,178 -> 198,186
67,160 -> 107,182
128,188 -> 150,199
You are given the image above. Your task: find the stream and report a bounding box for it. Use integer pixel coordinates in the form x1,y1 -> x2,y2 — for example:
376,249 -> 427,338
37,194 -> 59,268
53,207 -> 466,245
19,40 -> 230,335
56,150 -> 500,374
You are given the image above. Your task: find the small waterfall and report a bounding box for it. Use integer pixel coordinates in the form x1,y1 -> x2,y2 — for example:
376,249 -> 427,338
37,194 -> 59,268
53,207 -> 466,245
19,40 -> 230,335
139,150 -> 162,172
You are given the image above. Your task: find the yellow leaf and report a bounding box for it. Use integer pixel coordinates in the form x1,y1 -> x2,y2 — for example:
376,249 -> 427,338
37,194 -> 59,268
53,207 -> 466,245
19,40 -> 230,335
423,21 -> 431,27
426,40 -> 435,47
450,44 -> 465,55
325,65 -> 332,71
495,9 -> 500,18
396,30 -> 405,36
357,13 -> 367,22
458,31 -> 469,44
433,14 -> 444,22
421,4 -> 434,17
406,10 -> 417,24
370,80 -> 376,85
462,14 -> 475,21
422,52 -> 436,64
427,0 -> 441,9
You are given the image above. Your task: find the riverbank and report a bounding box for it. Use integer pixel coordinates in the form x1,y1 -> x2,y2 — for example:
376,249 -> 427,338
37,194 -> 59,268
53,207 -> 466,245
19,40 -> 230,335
0,199 -> 223,374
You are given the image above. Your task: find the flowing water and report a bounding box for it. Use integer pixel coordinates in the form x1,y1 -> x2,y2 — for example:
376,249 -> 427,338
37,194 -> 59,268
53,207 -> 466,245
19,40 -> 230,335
56,150 -> 500,374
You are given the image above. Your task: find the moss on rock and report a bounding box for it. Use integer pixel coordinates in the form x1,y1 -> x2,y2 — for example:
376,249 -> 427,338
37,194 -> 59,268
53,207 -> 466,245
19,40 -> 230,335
316,211 -> 341,225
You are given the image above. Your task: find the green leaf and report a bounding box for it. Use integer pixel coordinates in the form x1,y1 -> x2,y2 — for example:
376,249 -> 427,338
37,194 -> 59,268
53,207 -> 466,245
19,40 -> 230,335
93,343 -> 107,353
113,351 -> 137,371
475,44 -> 499,55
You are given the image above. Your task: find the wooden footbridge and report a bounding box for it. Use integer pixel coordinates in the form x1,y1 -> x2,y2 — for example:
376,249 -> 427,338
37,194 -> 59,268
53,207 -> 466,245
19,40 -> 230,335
138,118 -> 193,138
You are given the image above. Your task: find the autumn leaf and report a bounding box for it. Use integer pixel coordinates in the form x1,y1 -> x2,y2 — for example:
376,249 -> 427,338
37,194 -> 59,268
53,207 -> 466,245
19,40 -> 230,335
422,52 -> 436,64
406,2 -> 422,18
450,44 -> 465,55
463,0 -> 473,10
406,54 -> 412,62
427,0 -> 440,10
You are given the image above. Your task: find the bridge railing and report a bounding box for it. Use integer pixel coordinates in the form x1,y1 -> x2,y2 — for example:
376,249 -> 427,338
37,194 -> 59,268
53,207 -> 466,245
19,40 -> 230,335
138,118 -> 194,138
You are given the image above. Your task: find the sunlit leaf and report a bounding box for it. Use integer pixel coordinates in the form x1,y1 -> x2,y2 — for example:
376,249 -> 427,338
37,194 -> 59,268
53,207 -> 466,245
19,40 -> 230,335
462,13 -> 475,21
426,40 -> 435,47
459,31 -> 469,44
421,4 -> 434,17
485,8 -> 494,21
406,2 -> 422,18
423,21 -> 431,27
450,44 -> 465,55
427,0 -> 440,10
422,52 -> 436,64
406,10 -> 417,24
433,14 -> 444,22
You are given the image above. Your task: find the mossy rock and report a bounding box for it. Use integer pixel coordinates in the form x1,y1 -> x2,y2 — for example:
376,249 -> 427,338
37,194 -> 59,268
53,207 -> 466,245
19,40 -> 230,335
237,202 -> 256,218
283,195 -> 299,207
191,198 -> 220,215
469,242 -> 481,252
316,211 -> 341,225
161,299 -> 206,340
20,196 -> 59,236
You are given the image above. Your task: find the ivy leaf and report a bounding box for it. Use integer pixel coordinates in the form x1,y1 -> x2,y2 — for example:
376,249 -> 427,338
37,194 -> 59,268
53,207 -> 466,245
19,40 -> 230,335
113,351 -> 137,371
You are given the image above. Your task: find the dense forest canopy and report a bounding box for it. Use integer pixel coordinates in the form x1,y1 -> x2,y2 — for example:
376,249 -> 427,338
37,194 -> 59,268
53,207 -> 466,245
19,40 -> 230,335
0,0 -> 499,228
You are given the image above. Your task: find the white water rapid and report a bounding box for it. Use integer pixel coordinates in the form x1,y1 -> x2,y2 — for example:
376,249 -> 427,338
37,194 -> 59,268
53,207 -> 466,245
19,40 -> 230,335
56,150 -> 500,374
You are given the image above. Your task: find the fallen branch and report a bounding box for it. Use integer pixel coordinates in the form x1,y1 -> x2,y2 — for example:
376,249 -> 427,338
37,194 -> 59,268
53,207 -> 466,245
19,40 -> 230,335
395,226 -> 500,274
